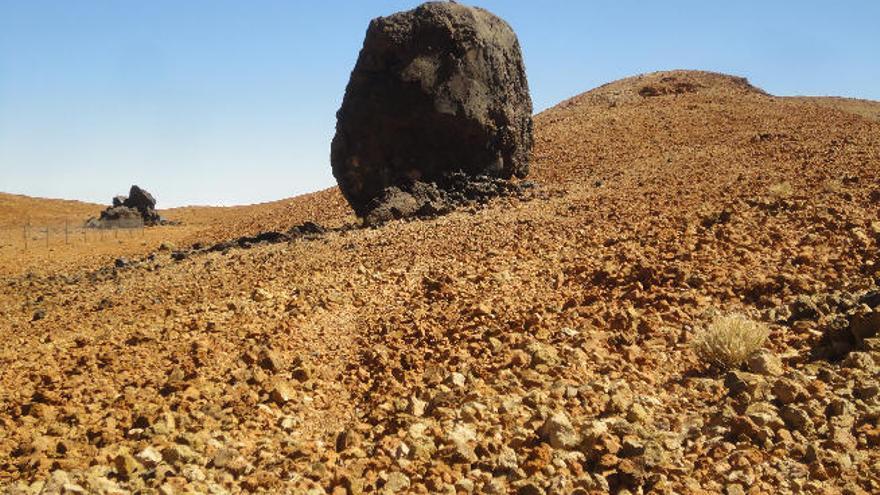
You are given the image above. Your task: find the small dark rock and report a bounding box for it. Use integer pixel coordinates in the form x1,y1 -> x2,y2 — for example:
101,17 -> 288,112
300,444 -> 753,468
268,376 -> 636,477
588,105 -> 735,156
239,231 -> 289,246
860,291 -> 880,309
289,221 -> 326,237
789,295 -> 820,321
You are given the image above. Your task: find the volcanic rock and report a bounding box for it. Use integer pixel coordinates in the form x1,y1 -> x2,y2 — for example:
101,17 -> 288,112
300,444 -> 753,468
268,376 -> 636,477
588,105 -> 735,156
94,206 -> 143,225
124,185 -> 155,210
119,185 -> 160,224
94,185 -> 163,226
331,1 -> 533,218
362,173 -> 532,226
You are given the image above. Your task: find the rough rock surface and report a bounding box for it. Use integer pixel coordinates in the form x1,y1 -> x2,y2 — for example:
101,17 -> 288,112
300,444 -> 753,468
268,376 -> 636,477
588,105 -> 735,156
331,1 -> 533,217
93,186 -> 162,227
363,172 -> 533,226
124,186 -> 160,224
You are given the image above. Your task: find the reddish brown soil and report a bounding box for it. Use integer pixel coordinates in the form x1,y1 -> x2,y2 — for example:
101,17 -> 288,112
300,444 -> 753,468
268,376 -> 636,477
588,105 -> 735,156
1,71 -> 879,494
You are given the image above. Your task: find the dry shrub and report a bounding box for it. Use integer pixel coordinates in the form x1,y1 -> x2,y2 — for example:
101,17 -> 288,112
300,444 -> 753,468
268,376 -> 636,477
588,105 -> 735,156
768,181 -> 794,199
693,313 -> 769,370
822,179 -> 844,194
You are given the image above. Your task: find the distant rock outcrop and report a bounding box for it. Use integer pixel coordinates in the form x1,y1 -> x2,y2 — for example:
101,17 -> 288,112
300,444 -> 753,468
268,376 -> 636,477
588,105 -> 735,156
331,2 -> 533,220
88,185 -> 163,227
122,186 -> 161,224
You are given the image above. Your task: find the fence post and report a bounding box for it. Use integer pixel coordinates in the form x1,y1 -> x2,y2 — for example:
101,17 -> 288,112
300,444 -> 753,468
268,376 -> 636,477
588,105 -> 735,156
65,221 -> 69,245
46,227 -> 49,248
24,224 -> 28,250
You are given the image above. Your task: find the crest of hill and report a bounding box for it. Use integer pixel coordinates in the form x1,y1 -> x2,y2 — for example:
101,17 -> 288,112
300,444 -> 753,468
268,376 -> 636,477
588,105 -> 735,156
551,70 -> 768,110
0,192 -> 103,229
531,69 -> 880,185
163,187 -> 352,244
542,69 -> 879,122
791,96 -> 880,122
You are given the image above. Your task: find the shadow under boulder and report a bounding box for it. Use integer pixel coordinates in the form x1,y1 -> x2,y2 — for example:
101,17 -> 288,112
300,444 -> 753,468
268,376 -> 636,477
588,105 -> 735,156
363,172 -> 533,226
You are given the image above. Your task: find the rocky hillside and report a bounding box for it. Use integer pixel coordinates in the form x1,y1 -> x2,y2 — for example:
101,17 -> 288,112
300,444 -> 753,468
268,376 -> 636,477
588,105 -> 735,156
0,193 -> 102,229
792,96 -> 880,123
1,70 -> 879,494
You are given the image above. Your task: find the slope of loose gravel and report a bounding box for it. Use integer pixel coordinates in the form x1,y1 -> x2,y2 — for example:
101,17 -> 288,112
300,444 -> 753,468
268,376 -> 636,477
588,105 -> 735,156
0,188 -> 353,278
0,194 -> 103,229
1,70 -> 879,495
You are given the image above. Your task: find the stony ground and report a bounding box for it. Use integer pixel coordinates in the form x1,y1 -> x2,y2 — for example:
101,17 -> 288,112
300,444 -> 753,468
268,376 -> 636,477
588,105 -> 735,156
1,71 -> 879,494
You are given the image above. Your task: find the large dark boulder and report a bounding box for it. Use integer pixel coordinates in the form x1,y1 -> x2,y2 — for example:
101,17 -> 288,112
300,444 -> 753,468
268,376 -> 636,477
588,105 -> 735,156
123,185 -> 156,212
92,185 -> 162,227
331,1 -> 533,217
121,185 -> 160,224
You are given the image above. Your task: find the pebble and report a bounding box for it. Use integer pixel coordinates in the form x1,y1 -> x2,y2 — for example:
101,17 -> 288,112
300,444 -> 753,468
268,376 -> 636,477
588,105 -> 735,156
135,446 -> 163,467
747,349 -> 784,376
539,412 -> 580,450
383,472 -> 410,492
271,381 -> 294,404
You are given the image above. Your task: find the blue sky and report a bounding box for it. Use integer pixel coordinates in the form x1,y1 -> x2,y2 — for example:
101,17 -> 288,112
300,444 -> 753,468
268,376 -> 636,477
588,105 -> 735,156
1,1 -> 878,207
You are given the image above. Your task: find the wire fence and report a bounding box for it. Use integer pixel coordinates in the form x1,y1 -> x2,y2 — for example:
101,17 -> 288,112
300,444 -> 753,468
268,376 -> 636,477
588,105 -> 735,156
0,221 -> 146,251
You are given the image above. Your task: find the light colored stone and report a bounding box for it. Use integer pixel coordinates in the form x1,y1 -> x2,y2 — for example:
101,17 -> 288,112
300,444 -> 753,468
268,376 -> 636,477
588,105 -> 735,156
135,446 -> 163,467
384,472 -> 410,492
626,403 -> 650,423
394,441 -> 410,460
538,412 -> 580,450
772,378 -> 805,404
409,396 -> 427,417
252,287 -> 273,302
747,349 -> 784,376
447,423 -> 477,462
181,464 -> 207,482
842,351 -> 875,370
526,342 -> 560,367
447,372 -> 466,388
726,483 -> 746,495
271,381 -> 294,404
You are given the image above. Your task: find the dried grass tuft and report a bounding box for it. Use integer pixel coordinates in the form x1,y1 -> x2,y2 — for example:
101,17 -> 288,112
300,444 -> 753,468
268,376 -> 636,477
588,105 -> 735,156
693,313 -> 769,370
